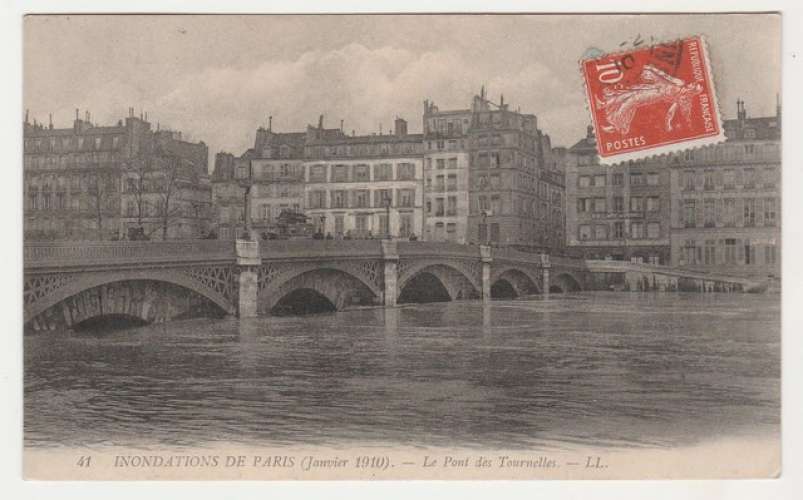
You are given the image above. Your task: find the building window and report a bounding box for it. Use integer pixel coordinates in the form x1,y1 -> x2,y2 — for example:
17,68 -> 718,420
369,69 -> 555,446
744,198 -> 756,227
704,198 -> 716,227
446,196 -> 457,216
448,158 -> 458,169
260,204 -> 272,221
612,173 -> 624,186
435,198 -> 445,216
631,172 -> 645,186
308,190 -> 327,209
374,163 -> 392,181
594,174 -> 606,187
647,173 -> 659,186
630,196 -> 644,212
478,195 -> 489,213
683,240 -> 699,265
723,169 -> 735,190
764,198 -> 776,226
723,198 -> 736,227
353,164 -> 370,182
683,170 -> 695,191
613,196 -> 624,212
491,195 -> 502,215
447,174 -> 458,191
765,244 -> 777,265
400,214 -> 413,238
613,221 -> 624,239
578,175 -> 591,188
577,198 -> 590,213
646,196 -> 660,212
744,168 -> 756,189
724,239 -> 737,264
631,222 -> 644,239
594,224 -> 607,240
332,165 -> 349,182
647,222 -> 660,239
579,225 -> 592,241
763,167 -> 777,189
352,190 -> 370,208
446,223 -> 457,241
436,158 -> 445,170
309,165 -> 327,182
398,189 -> 415,208
705,240 -> 717,265
374,189 -> 392,208
684,199 -> 696,228
489,223 -> 500,243
354,214 -> 369,237
703,170 -> 715,191
398,163 -> 415,180
331,190 -> 347,209
335,215 -> 345,235
593,198 -> 606,213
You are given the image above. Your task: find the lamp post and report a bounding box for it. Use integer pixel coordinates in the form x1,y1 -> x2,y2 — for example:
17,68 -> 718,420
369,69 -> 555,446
240,160 -> 254,240
384,191 -> 392,240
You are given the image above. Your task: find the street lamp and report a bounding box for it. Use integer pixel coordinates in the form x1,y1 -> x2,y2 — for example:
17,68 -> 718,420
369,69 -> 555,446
384,191 -> 392,240
481,209 -> 493,245
240,161 -> 254,240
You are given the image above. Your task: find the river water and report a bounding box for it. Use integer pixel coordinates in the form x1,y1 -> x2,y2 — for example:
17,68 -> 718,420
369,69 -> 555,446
24,293 -> 780,451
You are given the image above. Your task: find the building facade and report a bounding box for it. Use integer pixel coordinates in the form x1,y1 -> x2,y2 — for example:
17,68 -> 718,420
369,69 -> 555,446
668,100 -> 781,277
303,118 -> 425,240
24,109 -> 211,241
423,89 -> 566,250
565,126 -> 672,264
564,99 -> 781,274
422,104 -> 472,243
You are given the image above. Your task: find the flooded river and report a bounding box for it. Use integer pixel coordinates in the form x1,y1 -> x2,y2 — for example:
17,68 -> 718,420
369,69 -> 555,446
24,292 -> 780,451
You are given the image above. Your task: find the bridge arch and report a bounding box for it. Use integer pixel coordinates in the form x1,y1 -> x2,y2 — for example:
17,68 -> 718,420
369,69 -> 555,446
260,267 -> 380,314
24,269 -> 234,331
491,268 -> 542,298
398,262 -> 480,303
550,272 -> 583,293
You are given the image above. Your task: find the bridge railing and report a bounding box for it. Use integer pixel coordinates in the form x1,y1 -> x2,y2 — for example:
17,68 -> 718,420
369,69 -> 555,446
584,259 -> 756,285
259,239 -> 384,259
396,241 -> 482,258
24,240 -> 236,269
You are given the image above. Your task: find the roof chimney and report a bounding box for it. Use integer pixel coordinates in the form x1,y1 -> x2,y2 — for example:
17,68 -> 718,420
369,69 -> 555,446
318,114 -> 324,130
269,115 -> 272,132
340,119 -> 344,132
75,108 -> 79,121
25,109 -> 29,124
49,113 -> 53,129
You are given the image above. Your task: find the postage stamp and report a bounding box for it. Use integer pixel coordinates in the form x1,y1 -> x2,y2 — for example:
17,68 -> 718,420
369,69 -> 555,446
581,35 -> 725,164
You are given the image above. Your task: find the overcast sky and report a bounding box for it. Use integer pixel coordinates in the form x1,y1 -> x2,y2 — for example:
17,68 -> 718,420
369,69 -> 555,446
24,14 -> 780,168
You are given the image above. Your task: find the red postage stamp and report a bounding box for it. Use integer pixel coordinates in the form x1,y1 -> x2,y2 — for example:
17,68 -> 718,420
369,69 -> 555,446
581,35 -> 724,164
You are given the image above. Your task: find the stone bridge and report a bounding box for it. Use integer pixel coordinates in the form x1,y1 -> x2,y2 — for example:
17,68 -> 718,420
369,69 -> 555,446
24,240 -> 591,331
23,240 -> 758,332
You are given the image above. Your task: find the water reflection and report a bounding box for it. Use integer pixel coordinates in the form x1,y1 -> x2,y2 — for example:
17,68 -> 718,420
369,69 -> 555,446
24,293 -> 780,451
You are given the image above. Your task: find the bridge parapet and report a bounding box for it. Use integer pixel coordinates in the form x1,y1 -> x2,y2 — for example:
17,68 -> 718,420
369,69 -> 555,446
397,241 -> 481,258
24,240 -> 235,269
259,239 -> 383,260
585,260 -> 758,286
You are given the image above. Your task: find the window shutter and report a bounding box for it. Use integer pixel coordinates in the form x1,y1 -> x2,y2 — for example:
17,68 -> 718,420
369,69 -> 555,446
715,199 -> 723,225
736,198 -> 744,226
755,198 -> 764,226
737,239 -> 744,262
695,199 -> 704,227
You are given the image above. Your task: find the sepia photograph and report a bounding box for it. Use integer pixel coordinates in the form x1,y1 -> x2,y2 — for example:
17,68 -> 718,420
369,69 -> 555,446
18,11 -> 786,481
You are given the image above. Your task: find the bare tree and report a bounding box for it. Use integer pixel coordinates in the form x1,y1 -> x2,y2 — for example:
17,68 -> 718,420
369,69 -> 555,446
125,156 -> 151,229
154,155 -> 185,240
87,172 -> 117,240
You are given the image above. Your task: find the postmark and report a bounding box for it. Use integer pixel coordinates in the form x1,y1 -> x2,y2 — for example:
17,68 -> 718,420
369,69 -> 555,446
581,35 -> 724,164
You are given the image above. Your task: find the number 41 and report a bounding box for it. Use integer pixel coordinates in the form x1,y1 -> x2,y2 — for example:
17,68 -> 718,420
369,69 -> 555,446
76,456 -> 92,467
